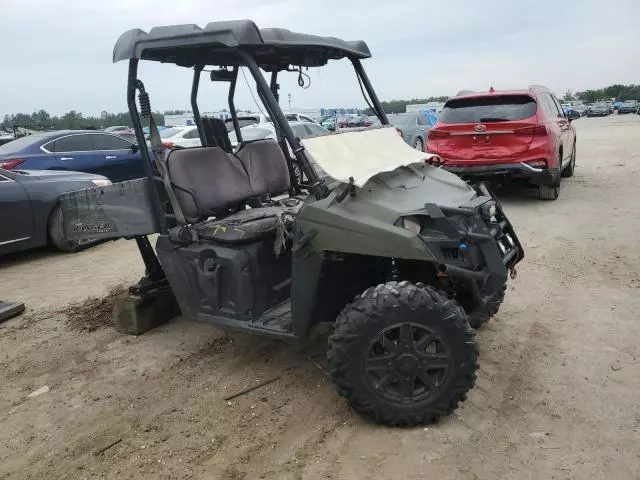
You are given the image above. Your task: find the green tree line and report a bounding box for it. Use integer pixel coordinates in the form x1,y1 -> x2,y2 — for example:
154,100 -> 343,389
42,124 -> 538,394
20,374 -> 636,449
363,96 -> 450,115
574,84 -> 640,103
1,110 -> 165,132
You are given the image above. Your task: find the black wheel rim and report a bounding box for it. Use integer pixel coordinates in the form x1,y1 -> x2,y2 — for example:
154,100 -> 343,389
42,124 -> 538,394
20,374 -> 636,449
364,323 -> 451,403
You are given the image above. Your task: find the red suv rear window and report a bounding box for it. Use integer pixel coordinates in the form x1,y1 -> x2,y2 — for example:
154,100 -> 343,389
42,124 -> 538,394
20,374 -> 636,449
439,95 -> 537,124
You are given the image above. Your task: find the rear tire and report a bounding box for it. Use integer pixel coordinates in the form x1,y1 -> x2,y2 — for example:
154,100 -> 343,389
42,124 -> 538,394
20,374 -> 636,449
561,144 -> 576,178
539,153 -> 561,200
328,281 -> 477,426
414,138 -> 424,152
538,183 -> 559,201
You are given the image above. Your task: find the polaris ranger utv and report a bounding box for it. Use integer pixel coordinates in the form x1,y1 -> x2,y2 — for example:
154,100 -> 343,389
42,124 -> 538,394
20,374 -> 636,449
61,20 -> 524,426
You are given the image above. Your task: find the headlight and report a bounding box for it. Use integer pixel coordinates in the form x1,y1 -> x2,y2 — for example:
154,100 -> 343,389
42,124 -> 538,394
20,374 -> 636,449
403,216 -> 421,234
399,215 -> 422,234
91,179 -> 112,187
480,201 -> 497,219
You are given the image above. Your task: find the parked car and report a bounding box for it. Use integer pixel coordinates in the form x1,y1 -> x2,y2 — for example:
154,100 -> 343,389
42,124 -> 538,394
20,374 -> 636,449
0,167 -> 111,255
605,101 -> 614,114
587,103 -> 610,117
228,121 -> 330,147
426,85 -> 576,200
224,112 -> 319,132
561,104 -> 581,119
617,101 -> 638,114
104,125 -> 131,133
388,111 -> 434,151
159,126 -> 201,149
0,130 -> 144,183
0,132 -> 14,147
572,104 -> 588,116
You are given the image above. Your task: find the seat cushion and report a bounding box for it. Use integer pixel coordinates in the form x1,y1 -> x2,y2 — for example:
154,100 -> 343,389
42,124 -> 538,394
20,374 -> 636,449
235,139 -> 291,197
166,147 -> 253,222
196,206 -> 294,244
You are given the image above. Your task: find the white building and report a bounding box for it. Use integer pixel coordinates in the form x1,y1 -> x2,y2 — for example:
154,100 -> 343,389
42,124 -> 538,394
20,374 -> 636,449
163,111 -> 234,126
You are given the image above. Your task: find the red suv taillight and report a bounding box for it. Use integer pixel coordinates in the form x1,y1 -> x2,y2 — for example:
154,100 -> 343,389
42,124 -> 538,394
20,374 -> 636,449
514,125 -> 547,136
0,159 -> 25,169
162,141 -> 174,149
428,129 -> 450,139
395,128 -> 403,137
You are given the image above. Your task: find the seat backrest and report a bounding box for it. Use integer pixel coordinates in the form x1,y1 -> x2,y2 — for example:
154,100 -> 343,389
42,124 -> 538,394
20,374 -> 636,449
235,139 -> 291,197
166,147 -> 253,222
202,117 -> 232,152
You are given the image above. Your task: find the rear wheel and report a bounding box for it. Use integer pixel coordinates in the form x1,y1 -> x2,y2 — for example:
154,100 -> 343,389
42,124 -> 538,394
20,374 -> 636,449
328,281 -> 477,426
414,138 -> 424,151
538,154 -> 561,200
561,143 -> 576,178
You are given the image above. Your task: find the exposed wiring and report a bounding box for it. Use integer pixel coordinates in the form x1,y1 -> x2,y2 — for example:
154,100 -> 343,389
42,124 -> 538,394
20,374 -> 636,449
297,67 -> 311,89
356,71 -> 377,118
239,67 -> 283,136
286,66 -> 311,89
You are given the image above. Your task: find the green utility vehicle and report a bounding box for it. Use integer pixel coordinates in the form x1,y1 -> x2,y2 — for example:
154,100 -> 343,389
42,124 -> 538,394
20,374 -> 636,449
62,20 -> 524,426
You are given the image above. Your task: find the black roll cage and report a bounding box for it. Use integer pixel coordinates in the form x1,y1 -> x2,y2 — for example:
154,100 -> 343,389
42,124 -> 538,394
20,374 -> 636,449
127,49 -> 389,235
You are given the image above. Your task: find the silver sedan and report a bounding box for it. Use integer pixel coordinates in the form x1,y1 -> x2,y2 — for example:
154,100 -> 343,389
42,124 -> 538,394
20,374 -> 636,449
388,112 -> 435,151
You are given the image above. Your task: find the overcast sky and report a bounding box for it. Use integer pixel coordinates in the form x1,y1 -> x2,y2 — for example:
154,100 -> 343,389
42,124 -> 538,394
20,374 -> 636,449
2,0 -> 640,117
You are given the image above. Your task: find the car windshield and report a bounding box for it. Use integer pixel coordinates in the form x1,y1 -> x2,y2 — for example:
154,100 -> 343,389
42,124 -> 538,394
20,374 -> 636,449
0,134 -> 46,154
439,95 -> 537,123
229,126 -> 273,143
160,127 -> 185,138
225,116 -> 269,132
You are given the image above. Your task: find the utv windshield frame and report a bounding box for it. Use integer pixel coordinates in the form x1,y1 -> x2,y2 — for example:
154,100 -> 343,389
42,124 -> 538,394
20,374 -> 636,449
115,20 -> 389,234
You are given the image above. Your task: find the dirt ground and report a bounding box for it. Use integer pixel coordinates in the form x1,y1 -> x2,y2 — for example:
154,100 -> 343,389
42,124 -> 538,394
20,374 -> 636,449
1,114 -> 639,480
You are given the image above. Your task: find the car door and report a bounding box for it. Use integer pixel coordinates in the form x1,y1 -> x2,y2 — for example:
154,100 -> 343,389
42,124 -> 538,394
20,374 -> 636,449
540,94 -> 565,168
176,128 -> 201,148
0,171 -> 33,253
549,95 -> 573,166
45,134 -> 105,176
89,133 -> 144,182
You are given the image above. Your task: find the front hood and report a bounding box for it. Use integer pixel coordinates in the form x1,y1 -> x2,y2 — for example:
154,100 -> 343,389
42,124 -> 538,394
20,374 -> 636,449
358,162 -> 476,212
13,169 -> 108,182
302,126 -> 439,187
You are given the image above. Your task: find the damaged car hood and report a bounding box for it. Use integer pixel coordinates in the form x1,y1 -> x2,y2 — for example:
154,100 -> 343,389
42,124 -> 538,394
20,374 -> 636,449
302,126 -> 440,187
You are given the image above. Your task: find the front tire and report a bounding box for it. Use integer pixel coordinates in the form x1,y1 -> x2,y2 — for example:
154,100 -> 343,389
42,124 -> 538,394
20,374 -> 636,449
328,281 -> 477,426
48,204 -> 84,252
468,284 -> 506,329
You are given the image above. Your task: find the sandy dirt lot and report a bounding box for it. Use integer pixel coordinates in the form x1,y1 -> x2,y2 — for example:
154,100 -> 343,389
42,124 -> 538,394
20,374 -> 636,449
1,114 -> 639,480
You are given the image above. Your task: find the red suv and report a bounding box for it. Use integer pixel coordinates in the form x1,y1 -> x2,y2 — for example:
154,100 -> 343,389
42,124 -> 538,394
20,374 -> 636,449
427,86 -> 576,200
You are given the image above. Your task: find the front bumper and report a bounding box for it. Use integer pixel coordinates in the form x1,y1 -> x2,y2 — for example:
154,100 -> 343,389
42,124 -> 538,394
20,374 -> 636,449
443,162 -> 560,186
418,184 -> 524,302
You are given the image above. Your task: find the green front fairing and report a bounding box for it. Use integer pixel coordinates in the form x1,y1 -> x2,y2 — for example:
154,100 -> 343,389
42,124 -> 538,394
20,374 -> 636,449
297,163 -> 478,260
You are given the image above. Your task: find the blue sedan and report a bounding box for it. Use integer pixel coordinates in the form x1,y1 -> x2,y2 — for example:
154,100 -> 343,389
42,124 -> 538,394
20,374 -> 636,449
0,130 -> 144,183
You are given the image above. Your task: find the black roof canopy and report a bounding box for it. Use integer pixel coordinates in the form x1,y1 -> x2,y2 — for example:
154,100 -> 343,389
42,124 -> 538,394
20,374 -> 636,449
113,20 -> 371,70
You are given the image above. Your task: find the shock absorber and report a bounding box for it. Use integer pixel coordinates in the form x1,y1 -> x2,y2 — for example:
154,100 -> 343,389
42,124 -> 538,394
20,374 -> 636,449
390,258 -> 399,281
136,80 -> 151,118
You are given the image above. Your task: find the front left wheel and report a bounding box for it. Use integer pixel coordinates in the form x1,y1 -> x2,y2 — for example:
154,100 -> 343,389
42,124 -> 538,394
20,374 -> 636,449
328,281 -> 478,426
